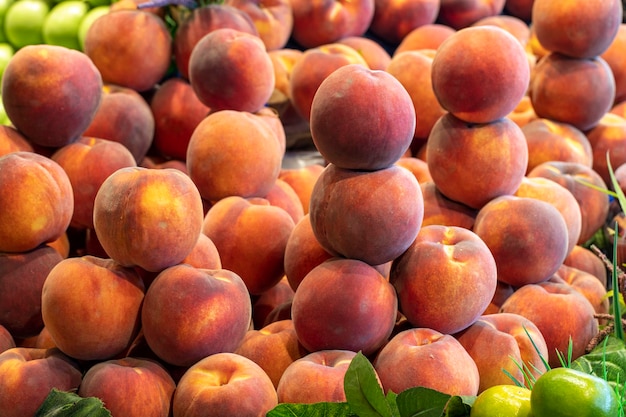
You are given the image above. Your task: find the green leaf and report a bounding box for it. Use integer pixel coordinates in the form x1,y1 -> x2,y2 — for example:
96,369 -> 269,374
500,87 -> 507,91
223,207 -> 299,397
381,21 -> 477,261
266,402 -> 357,417
572,335 -> 626,395
34,389 -> 111,417
395,386 -> 452,417
387,391 -> 401,417
344,352 -> 393,417
442,396 -> 472,417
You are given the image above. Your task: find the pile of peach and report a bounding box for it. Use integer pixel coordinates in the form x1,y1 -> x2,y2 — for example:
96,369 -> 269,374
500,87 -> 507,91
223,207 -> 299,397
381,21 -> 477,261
1,0 -> 626,416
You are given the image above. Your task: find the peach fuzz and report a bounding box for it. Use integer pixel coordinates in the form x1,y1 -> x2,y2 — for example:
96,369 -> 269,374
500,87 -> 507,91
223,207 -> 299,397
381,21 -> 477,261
601,24 -> 626,105
264,178 -> 305,224
0,348 -> 82,417
84,9 -> 172,92
426,114 -> 528,209
0,125 -> 32,156
225,0 -> 293,51
173,352 -> 277,416
390,225 -> 497,335
393,23 -> 456,55
0,152 -> 73,253
141,264 -> 252,367
309,164 -> 424,266
500,279 -> 599,368
586,112 -> 626,186
552,265 -> 610,315
420,182 -> 478,229
368,0 -> 440,45
291,258 -> 397,355
202,196 -> 295,295
373,327 -> 480,396
51,137 -> 137,230
309,64 -> 415,171
186,109 -> 283,202
2,44 -> 102,148
431,25 -> 530,124
455,313 -> 549,393
93,167 -> 204,272
437,0 -> 506,30
277,349 -> 360,403
564,245 -> 608,287
180,232 -> 222,270
78,357 -> 176,417
188,28 -> 274,114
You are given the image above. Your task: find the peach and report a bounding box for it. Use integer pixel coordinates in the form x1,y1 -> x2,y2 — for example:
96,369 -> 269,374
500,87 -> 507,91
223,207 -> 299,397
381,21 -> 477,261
277,349 -> 359,403
508,94 -> 538,128
455,313 -> 549,393
431,25 -> 530,123
0,125 -> 32,156
586,112 -> 626,186
188,28 -> 275,113
267,48 -> 303,106
0,152 -> 73,253
84,9 -> 172,92
309,64 -> 415,171
373,328 -> 480,396
395,157 -> 433,183
254,106 -> 287,156
529,52 -> 616,131
173,352 -> 278,417
93,167 -> 204,272
482,281 -> 515,315
81,84 -> 155,163
564,244 -> 608,287
500,279 -> 599,368
292,258 -> 397,355
527,161 -> 610,244
202,196 -> 295,295
368,0 -> 440,45
531,0 -> 622,59
186,109 -> 283,202
390,225 -> 498,334
471,14 -> 531,46
224,0 -> 293,51
309,164 -> 424,266
0,347 -> 82,417
78,357 -> 176,417
0,325 -> 15,353
393,23 -> 456,55
420,182 -> 478,229
426,114 -> 528,209
50,137 -> 137,230
235,319 -> 308,388
0,245 -> 63,339
336,35 -> 391,70
1,44 -> 102,148
553,264 -> 610,315
41,256 -> 145,361
263,178 -> 305,224
437,0 -> 506,30
180,232 -> 222,271
504,0 -> 533,22
251,277 -> 294,329
472,195 -> 569,287
601,24 -> 626,105
278,164 -> 324,215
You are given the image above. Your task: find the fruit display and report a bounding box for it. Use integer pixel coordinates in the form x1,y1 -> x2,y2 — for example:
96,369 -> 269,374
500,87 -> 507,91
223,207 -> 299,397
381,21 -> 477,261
2,0 -> 626,416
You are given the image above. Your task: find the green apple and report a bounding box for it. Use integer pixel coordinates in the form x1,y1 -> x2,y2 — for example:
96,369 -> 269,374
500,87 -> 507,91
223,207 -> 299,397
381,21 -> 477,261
42,0 -> 89,50
77,5 -> 109,51
4,0 -> 50,49
0,0 -> 15,43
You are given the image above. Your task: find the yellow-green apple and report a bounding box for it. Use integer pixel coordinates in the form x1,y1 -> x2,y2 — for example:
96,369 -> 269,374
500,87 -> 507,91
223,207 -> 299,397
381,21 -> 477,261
472,195 -> 569,287
93,167 -> 204,272
368,0 -> 440,45
235,319 -> 308,388
50,137 -> 137,230
186,109 -> 283,202
527,161 -> 610,244
395,157 -> 433,183
251,276 -> 294,329
455,313 -> 549,393
84,9 -> 172,92
309,64 -> 415,170
3,0 -> 48,48
291,257 -> 397,355
188,28 -> 275,114
504,0 -> 533,21
0,152 -> 73,253
585,112 -> 626,186
373,327 -> 480,396
150,77 -> 210,161
499,279 -> 599,368
564,244 -> 608,287
201,196 -> 295,295
180,232 -> 222,270
276,349 -> 361,403
289,0 -> 374,48
529,52 -> 615,131
521,118 -> 594,174
1,44 -> 102,147
0,347 -> 82,417
278,164 -> 324,215
437,0 -> 506,30
601,24 -> 626,104
0,125 -> 32,156
431,26 -> 530,123
41,256 -> 144,361
77,5 -> 110,50
531,0 -> 622,59
393,23 -> 456,55
426,114 -> 528,209
224,0 -> 293,51
471,14 -> 530,46
172,352 -> 278,417
390,225 -> 497,334
0,245 -> 63,339
42,0 -> 89,50
141,264 -> 252,367
552,264 -> 610,315
0,325 -> 14,353
81,84 -> 155,163
309,164 -> 424,265
420,182 -> 478,229
78,357 -> 176,417
336,36 -> 391,70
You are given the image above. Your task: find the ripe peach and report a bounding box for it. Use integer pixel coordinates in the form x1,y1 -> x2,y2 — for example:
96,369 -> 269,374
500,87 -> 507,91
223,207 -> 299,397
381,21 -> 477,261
395,157 -> 433,183
471,14 -> 531,46
2,44 -> 102,148
336,36 -> 391,70
601,24 -> 626,105
251,277 -> 294,329
504,0 -> 533,21
0,125 -> 32,156
0,325 -> 15,353
291,258 -> 397,355
431,25 -> 530,123
553,264 -> 610,315
0,152 -> 73,253
93,167 -> 204,272
586,113 -> 626,186
564,244 -> 608,287
264,178 -> 304,224
309,164 -> 424,266
482,281 -> 515,314
278,164 -> 324,215
368,0 -> 440,44
393,23 -> 456,54
254,106 -> 287,156
438,0 -> 506,29
508,94 -> 538,128
268,47 -> 303,106
225,0 -> 293,51
426,114 -> 528,209
420,182 -> 478,229
373,327 -> 480,396
181,232 -> 222,270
